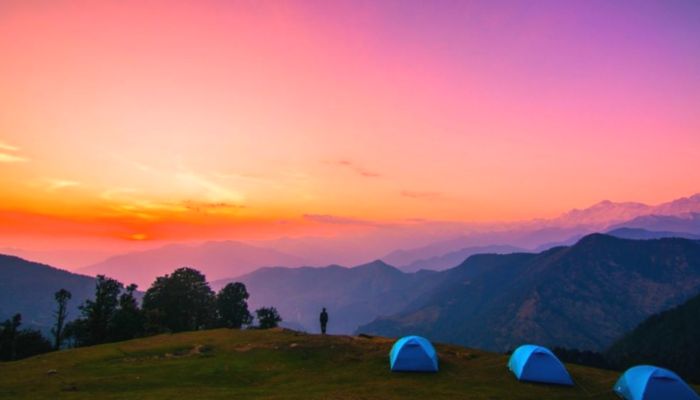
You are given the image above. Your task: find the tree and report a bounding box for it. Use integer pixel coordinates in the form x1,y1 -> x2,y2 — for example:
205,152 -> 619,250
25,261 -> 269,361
255,307 -> 281,329
51,288 -> 72,349
13,329 -> 52,359
109,284 -> 144,341
63,318 -> 90,348
78,275 -> 123,345
142,267 -> 216,332
0,314 -> 22,360
216,282 -> 253,329
0,314 -> 51,361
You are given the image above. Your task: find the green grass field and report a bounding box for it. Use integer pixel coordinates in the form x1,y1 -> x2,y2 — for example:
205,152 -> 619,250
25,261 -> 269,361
0,328 -> 650,399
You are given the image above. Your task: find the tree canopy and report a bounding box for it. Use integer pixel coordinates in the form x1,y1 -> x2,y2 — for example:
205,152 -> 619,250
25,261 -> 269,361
216,282 -> 253,329
256,307 -> 282,329
142,267 -> 216,332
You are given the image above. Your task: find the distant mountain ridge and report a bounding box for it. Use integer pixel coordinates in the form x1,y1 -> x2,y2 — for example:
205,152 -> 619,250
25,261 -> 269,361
384,194 -> 700,268
0,254 -> 96,332
553,194 -> 700,228
396,244 -> 525,272
213,260 -> 444,334
606,227 -> 700,241
607,213 -> 700,234
359,234 -> 700,352
80,240 -> 308,288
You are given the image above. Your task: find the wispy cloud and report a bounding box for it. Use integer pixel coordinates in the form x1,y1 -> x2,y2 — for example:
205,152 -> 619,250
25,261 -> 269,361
46,179 -> 80,191
182,200 -> 244,213
329,159 -> 381,178
303,214 -> 381,227
401,190 -> 441,200
99,188 -> 188,219
100,187 -> 139,201
0,140 -> 19,152
0,140 -> 28,163
0,153 -> 28,163
175,170 -> 245,203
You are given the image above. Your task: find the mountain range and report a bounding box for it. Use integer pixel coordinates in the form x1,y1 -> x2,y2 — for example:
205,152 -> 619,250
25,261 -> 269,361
212,261 -> 443,334
217,233 -> 700,353
382,198 -> 700,270
359,234 -> 700,351
4,232 -> 700,355
397,244 -> 525,272
79,240 -> 308,289
5,194 -> 700,280
550,194 -> 700,228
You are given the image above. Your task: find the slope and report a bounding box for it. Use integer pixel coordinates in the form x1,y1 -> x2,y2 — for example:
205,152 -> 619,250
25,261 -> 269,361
0,254 -> 96,331
398,244 -> 525,272
359,235 -> 700,351
0,328 -> 633,400
606,291 -> 700,383
213,260 -> 444,334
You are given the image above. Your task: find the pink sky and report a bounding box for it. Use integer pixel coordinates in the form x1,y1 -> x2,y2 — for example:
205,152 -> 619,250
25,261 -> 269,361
1,0 -> 699,253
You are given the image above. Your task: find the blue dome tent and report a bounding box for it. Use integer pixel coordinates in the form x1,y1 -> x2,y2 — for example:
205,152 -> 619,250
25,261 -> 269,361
508,344 -> 573,385
614,365 -> 699,400
389,335 -> 438,372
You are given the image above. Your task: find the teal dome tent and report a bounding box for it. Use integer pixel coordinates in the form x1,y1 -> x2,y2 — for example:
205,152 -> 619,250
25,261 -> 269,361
614,365 -> 699,400
508,345 -> 573,385
389,335 -> 438,372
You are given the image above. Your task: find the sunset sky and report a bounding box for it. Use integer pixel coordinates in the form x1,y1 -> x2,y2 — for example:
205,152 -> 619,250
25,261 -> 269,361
1,0 -> 699,252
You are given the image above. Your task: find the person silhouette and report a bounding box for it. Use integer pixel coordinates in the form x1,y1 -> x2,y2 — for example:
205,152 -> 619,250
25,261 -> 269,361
320,307 -> 329,335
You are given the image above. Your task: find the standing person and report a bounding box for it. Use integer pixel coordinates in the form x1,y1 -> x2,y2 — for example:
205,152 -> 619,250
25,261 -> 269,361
319,307 -> 329,335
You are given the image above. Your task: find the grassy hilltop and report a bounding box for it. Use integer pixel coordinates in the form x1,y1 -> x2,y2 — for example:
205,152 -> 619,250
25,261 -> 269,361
0,328 -> 637,399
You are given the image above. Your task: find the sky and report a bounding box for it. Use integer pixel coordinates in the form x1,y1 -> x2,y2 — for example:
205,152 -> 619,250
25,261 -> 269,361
1,0 -> 699,253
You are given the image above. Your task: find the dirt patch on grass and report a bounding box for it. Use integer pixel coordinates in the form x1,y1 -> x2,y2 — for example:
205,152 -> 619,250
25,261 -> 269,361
233,342 -> 281,352
121,344 -> 213,361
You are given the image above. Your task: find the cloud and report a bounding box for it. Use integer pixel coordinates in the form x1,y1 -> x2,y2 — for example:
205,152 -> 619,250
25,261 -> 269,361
175,170 -> 245,203
100,187 -> 139,201
0,153 -> 28,163
46,179 -> 80,191
0,140 -> 28,163
330,159 -> 381,178
401,190 -> 441,199
99,188 -> 189,219
303,214 -> 381,226
100,186 -> 244,219
182,200 -> 245,213
0,141 -> 19,152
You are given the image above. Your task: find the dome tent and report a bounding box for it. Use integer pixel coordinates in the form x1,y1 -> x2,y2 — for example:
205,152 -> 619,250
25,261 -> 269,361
508,344 -> 573,385
389,335 -> 438,372
614,365 -> 699,400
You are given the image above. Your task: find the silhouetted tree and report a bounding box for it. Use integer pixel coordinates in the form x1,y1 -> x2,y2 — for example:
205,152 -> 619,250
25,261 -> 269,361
0,314 -> 22,360
77,275 -> 123,345
142,267 -> 216,332
0,314 -> 51,361
109,284 -> 144,341
255,307 -> 281,329
51,288 -> 72,349
63,318 -> 90,348
13,329 -> 52,359
216,282 -> 253,329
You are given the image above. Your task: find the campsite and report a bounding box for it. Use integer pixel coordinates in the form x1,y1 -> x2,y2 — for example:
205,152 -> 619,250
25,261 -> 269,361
3,328 -> 697,399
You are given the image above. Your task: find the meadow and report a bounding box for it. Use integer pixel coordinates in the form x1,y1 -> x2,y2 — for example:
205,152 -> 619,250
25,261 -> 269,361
0,328 -> 635,399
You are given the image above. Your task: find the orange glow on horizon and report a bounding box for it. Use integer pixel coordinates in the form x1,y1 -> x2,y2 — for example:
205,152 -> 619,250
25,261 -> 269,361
129,233 -> 149,241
